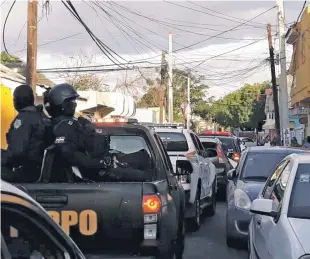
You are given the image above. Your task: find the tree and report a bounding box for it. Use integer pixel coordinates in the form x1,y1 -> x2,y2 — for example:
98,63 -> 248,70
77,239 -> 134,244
210,81 -> 269,130
137,69 -> 211,122
0,51 -> 22,64
58,52 -> 109,91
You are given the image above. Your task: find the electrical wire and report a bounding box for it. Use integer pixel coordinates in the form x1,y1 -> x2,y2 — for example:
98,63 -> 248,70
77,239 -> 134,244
187,1 -> 272,27
2,0 -> 16,57
296,1 -> 307,23
61,0 -> 127,68
174,6 -> 276,53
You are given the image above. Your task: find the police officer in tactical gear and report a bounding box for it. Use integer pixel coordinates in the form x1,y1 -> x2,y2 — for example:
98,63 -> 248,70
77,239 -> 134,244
1,85 -> 52,182
48,83 -> 111,175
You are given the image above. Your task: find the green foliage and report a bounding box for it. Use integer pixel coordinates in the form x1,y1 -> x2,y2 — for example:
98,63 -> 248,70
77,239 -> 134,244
137,69 -> 211,122
210,81 -> 269,130
0,51 -> 22,64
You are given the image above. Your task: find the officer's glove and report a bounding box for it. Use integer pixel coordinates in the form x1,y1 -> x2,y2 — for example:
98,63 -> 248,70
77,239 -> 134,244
112,155 -> 129,168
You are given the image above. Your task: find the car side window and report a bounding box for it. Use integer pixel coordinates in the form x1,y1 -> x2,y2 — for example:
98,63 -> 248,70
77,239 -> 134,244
154,133 -> 174,174
1,205 -> 71,259
194,135 -> 204,151
190,133 -> 200,151
272,161 -> 292,208
262,160 -> 289,199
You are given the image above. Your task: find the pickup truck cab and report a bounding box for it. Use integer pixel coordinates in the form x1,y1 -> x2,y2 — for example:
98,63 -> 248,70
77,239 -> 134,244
154,127 -> 217,231
14,123 -> 188,259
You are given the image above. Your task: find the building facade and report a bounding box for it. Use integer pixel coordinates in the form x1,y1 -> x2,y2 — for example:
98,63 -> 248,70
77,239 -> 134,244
286,6 -> 310,139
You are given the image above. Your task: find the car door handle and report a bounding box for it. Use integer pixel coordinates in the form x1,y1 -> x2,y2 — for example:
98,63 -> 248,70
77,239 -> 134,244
36,195 -> 68,208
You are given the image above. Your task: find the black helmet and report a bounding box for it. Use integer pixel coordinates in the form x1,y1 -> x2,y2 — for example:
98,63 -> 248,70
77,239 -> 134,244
48,83 -> 79,107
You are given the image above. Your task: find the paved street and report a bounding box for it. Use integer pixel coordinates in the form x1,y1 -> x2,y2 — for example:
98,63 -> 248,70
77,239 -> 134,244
184,201 -> 247,259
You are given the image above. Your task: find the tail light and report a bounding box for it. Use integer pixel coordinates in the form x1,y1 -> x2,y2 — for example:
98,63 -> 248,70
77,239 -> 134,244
216,145 -> 224,163
143,195 -> 161,240
233,152 -> 240,162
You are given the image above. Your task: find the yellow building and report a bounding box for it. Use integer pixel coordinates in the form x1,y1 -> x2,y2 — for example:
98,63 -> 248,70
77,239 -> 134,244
286,5 -> 310,135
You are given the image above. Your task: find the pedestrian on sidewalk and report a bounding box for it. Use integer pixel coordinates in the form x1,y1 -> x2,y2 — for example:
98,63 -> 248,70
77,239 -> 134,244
303,136 -> 310,148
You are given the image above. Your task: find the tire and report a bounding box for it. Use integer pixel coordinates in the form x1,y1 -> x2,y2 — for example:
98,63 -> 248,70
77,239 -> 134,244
189,188 -> 201,232
205,182 -> 216,217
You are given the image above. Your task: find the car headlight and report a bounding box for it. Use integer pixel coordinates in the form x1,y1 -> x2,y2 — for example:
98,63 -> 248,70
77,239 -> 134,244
234,189 -> 251,210
299,255 -> 310,259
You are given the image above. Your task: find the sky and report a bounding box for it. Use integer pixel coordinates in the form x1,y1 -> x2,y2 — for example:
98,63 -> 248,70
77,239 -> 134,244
0,0 -> 306,99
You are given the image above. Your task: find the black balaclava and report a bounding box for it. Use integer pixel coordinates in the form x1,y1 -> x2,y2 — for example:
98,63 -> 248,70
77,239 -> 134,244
13,85 -> 35,112
61,97 -> 77,117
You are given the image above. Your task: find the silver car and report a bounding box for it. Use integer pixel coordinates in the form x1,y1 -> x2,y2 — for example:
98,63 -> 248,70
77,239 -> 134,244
226,147 -> 306,248
249,153 -> 310,259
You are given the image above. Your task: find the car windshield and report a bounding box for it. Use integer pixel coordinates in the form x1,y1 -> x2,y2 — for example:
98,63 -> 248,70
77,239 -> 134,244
200,141 -> 217,149
288,163 -> 310,219
241,153 -> 287,181
217,137 -> 234,153
157,132 -> 189,152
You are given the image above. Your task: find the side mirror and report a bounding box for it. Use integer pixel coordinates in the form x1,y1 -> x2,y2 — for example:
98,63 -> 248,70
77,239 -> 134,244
227,168 -> 236,180
250,199 -> 278,217
176,160 -> 193,175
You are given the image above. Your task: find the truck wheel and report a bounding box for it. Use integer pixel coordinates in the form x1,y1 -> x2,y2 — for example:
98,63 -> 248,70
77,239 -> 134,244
189,188 -> 201,231
205,182 -> 216,217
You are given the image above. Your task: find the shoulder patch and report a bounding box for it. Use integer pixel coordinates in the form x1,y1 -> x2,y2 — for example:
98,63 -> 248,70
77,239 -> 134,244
55,137 -> 65,144
68,120 -> 74,126
13,119 -> 22,129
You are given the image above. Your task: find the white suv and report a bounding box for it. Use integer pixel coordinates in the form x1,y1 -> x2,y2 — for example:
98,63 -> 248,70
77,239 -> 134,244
155,127 -> 217,231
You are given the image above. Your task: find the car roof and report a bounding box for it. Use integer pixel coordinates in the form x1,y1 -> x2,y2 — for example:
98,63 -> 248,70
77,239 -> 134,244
199,137 -> 219,143
153,128 -> 184,133
294,153 -> 310,163
247,146 -> 308,154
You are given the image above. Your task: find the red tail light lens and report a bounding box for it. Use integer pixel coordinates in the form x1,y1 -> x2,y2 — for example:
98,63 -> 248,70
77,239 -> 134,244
216,145 -> 224,163
233,152 -> 240,161
143,195 -> 161,214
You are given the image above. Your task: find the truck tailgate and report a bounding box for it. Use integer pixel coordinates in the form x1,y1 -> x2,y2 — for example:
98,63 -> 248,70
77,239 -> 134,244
20,182 -> 144,252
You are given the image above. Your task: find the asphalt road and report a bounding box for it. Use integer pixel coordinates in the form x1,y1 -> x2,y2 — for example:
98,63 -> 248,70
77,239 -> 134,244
183,201 -> 247,259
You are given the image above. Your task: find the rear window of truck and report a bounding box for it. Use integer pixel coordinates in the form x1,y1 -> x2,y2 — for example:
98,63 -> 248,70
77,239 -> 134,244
157,132 -> 189,152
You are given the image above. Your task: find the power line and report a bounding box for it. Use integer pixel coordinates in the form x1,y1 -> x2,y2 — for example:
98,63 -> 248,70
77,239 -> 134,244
2,0 -> 16,57
187,1 -> 273,27
174,5 -> 276,53
296,0 -> 307,23
61,0 -> 127,68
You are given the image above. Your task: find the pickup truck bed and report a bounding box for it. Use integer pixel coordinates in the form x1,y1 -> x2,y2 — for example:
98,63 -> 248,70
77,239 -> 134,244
18,124 -> 185,259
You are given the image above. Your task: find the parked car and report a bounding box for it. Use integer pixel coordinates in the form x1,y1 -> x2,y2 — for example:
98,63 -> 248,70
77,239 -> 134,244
155,127 -> 217,231
199,137 -> 233,196
1,180 -> 86,259
226,146 -> 307,248
249,153 -> 310,259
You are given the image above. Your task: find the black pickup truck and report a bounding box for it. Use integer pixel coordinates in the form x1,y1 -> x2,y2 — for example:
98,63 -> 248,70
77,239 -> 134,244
16,124 -> 189,259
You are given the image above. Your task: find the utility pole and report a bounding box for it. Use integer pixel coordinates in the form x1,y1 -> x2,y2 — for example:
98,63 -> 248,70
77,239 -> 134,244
267,24 -> 281,137
277,0 -> 289,145
159,50 -> 167,123
167,33 -> 173,123
186,73 -> 191,130
26,0 -> 38,102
